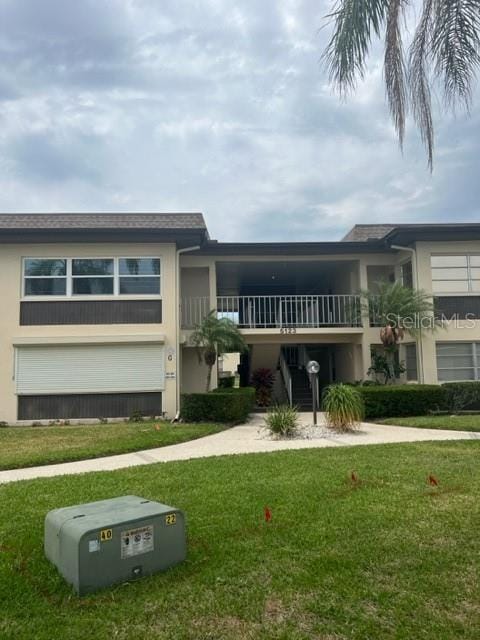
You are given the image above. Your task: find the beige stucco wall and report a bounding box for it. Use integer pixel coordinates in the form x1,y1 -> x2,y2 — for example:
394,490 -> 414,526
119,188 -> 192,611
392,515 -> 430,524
7,239 -> 478,422
180,346 -> 212,393
414,240 -> 480,384
0,243 -> 179,422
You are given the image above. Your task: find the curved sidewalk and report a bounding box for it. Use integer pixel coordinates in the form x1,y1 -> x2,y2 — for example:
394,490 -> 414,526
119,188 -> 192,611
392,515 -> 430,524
1,413 -> 479,484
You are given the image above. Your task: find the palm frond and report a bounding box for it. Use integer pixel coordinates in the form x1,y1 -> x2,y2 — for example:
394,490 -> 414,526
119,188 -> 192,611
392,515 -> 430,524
361,280 -> 434,336
323,0 -> 388,93
384,0 -> 408,147
431,0 -> 480,108
408,0 -> 435,169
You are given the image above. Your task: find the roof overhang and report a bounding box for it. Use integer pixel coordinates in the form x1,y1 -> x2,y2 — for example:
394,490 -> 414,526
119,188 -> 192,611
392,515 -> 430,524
0,227 -> 208,247
197,240 -> 391,256
384,224 -> 480,246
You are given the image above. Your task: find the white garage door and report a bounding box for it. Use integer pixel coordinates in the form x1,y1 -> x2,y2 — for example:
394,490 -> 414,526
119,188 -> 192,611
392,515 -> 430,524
16,343 -> 165,395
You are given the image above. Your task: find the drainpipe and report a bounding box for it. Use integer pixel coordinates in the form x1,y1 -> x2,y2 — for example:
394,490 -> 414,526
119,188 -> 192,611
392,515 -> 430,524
390,244 -> 425,384
174,245 -> 201,418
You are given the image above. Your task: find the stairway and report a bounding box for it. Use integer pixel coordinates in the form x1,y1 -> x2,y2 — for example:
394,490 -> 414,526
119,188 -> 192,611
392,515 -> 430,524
290,367 -> 313,410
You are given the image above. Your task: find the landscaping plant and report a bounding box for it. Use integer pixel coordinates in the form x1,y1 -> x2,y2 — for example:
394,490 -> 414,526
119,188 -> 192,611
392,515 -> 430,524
251,367 -> 275,406
191,310 -> 247,392
362,281 -> 434,383
264,404 -> 299,438
322,383 -> 364,432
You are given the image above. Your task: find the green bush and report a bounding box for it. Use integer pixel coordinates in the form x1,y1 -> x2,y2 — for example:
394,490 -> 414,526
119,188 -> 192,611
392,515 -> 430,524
358,384 -> 447,419
322,384 -> 364,431
218,376 -> 235,389
442,382 -> 480,413
211,386 -> 254,395
181,387 -> 255,423
265,405 -> 299,438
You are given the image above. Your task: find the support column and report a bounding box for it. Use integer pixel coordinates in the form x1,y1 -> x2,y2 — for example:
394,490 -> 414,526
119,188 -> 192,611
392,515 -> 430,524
208,261 -> 218,389
358,260 -> 372,380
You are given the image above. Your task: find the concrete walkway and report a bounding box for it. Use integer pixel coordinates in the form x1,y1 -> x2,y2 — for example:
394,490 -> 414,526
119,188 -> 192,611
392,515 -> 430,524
1,413 -> 479,484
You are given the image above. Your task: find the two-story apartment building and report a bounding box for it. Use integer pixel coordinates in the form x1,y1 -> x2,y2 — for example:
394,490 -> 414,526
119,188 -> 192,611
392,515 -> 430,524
1,214 -> 480,423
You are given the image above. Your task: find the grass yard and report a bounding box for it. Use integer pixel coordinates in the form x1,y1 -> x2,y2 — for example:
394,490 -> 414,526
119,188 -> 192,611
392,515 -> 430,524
1,442 -> 480,639
0,421 -> 225,470
380,414 -> 480,432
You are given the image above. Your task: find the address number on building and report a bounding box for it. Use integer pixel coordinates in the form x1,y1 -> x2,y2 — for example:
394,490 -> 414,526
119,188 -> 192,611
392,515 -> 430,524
280,327 -> 296,334
165,514 -> 177,526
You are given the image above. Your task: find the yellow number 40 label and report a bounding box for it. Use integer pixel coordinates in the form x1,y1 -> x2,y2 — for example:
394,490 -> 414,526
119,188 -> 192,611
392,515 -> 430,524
100,528 -> 113,542
165,514 -> 177,526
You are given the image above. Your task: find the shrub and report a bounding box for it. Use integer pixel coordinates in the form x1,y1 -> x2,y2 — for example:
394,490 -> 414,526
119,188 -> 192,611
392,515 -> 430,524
357,384 -> 447,419
218,376 -> 235,389
181,387 -> 255,423
322,384 -> 364,432
129,410 -> 144,423
265,405 -> 299,438
251,368 -> 275,406
442,381 -> 480,413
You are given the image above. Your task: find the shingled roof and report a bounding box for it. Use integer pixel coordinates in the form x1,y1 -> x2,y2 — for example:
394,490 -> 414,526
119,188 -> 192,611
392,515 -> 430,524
0,213 -> 206,230
342,224 -> 395,242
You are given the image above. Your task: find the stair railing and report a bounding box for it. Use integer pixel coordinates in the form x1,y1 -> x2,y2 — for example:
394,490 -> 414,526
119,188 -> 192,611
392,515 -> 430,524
298,345 -> 320,410
279,351 -> 293,407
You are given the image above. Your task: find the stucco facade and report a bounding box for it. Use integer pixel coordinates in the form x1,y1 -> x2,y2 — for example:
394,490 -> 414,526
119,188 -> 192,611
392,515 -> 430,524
1,215 -> 479,423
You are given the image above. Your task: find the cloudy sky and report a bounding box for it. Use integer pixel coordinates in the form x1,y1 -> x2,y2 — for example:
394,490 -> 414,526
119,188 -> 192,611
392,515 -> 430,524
0,0 -> 478,241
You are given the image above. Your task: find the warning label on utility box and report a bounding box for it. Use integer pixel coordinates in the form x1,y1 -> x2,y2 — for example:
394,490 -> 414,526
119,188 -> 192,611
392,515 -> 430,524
120,525 -> 154,559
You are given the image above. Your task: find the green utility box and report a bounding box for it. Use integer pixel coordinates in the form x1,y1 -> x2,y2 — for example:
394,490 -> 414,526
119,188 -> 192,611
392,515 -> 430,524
44,495 -> 186,595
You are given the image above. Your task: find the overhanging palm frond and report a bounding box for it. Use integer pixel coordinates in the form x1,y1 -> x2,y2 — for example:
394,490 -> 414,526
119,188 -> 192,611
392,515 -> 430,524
384,0 -> 408,147
408,0 -> 435,169
323,0 -> 388,92
323,0 -> 480,169
431,0 -> 480,108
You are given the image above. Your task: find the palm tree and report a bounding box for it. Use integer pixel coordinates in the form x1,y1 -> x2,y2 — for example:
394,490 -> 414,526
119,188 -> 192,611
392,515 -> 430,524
323,0 -> 480,169
362,280 -> 434,381
191,311 -> 247,392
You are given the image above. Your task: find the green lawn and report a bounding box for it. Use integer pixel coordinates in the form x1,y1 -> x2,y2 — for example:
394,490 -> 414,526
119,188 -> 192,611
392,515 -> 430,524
0,421 -> 225,470
379,414 -> 480,431
1,442 -> 480,639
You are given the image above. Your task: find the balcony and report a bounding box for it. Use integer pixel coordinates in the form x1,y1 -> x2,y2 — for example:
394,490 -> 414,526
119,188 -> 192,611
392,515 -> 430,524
181,295 -> 362,330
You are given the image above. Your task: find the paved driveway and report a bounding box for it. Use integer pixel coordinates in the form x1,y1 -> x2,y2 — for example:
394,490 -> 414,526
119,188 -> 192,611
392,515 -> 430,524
0,413 -> 478,484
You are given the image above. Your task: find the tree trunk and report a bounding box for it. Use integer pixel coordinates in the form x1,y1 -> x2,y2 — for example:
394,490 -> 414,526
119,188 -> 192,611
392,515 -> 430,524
385,348 -> 396,384
204,349 -> 217,392
206,365 -> 213,392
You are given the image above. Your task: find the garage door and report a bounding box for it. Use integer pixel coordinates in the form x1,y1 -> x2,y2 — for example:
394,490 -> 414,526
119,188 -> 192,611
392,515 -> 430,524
16,343 -> 165,395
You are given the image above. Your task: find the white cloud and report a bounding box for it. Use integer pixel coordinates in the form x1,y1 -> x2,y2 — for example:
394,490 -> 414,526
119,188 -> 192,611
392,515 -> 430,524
0,0 -> 477,239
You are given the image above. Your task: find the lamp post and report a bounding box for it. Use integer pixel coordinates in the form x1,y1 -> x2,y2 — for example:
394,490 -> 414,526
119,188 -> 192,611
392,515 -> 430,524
306,360 -> 320,426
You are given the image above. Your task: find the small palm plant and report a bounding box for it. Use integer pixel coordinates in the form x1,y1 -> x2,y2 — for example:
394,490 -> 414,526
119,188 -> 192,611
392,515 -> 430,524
362,281 -> 434,383
322,384 -> 364,432
265,405 -> 299,438
191,310 -> 247,392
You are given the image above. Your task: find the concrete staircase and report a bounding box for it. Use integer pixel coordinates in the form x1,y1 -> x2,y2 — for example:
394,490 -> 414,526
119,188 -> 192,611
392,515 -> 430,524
290,367 -> 312,410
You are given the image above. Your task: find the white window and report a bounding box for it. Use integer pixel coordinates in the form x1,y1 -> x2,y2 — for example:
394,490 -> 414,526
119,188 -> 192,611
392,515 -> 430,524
405,343 -> 418,381
431,255 -> 480,294
23,257 -> 161,298
119,258 -> 161,295
436,342 -> 479,381
72,259 -> 115,295
24,259 -> 67,296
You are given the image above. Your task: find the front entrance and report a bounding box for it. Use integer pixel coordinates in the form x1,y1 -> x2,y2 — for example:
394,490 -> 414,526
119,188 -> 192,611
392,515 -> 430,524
281,345 -> 335,409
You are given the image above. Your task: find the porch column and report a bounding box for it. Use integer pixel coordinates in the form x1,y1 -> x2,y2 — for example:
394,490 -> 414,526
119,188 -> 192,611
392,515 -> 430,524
208,261 -> 218,389
358,260 -> 372,380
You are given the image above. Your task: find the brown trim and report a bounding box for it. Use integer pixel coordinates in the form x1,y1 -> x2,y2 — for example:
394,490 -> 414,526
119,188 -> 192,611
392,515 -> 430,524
197,241 -> 391,256
18,392 -> 163,420
0,229 -> 207,247
20,299 -> 162,325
